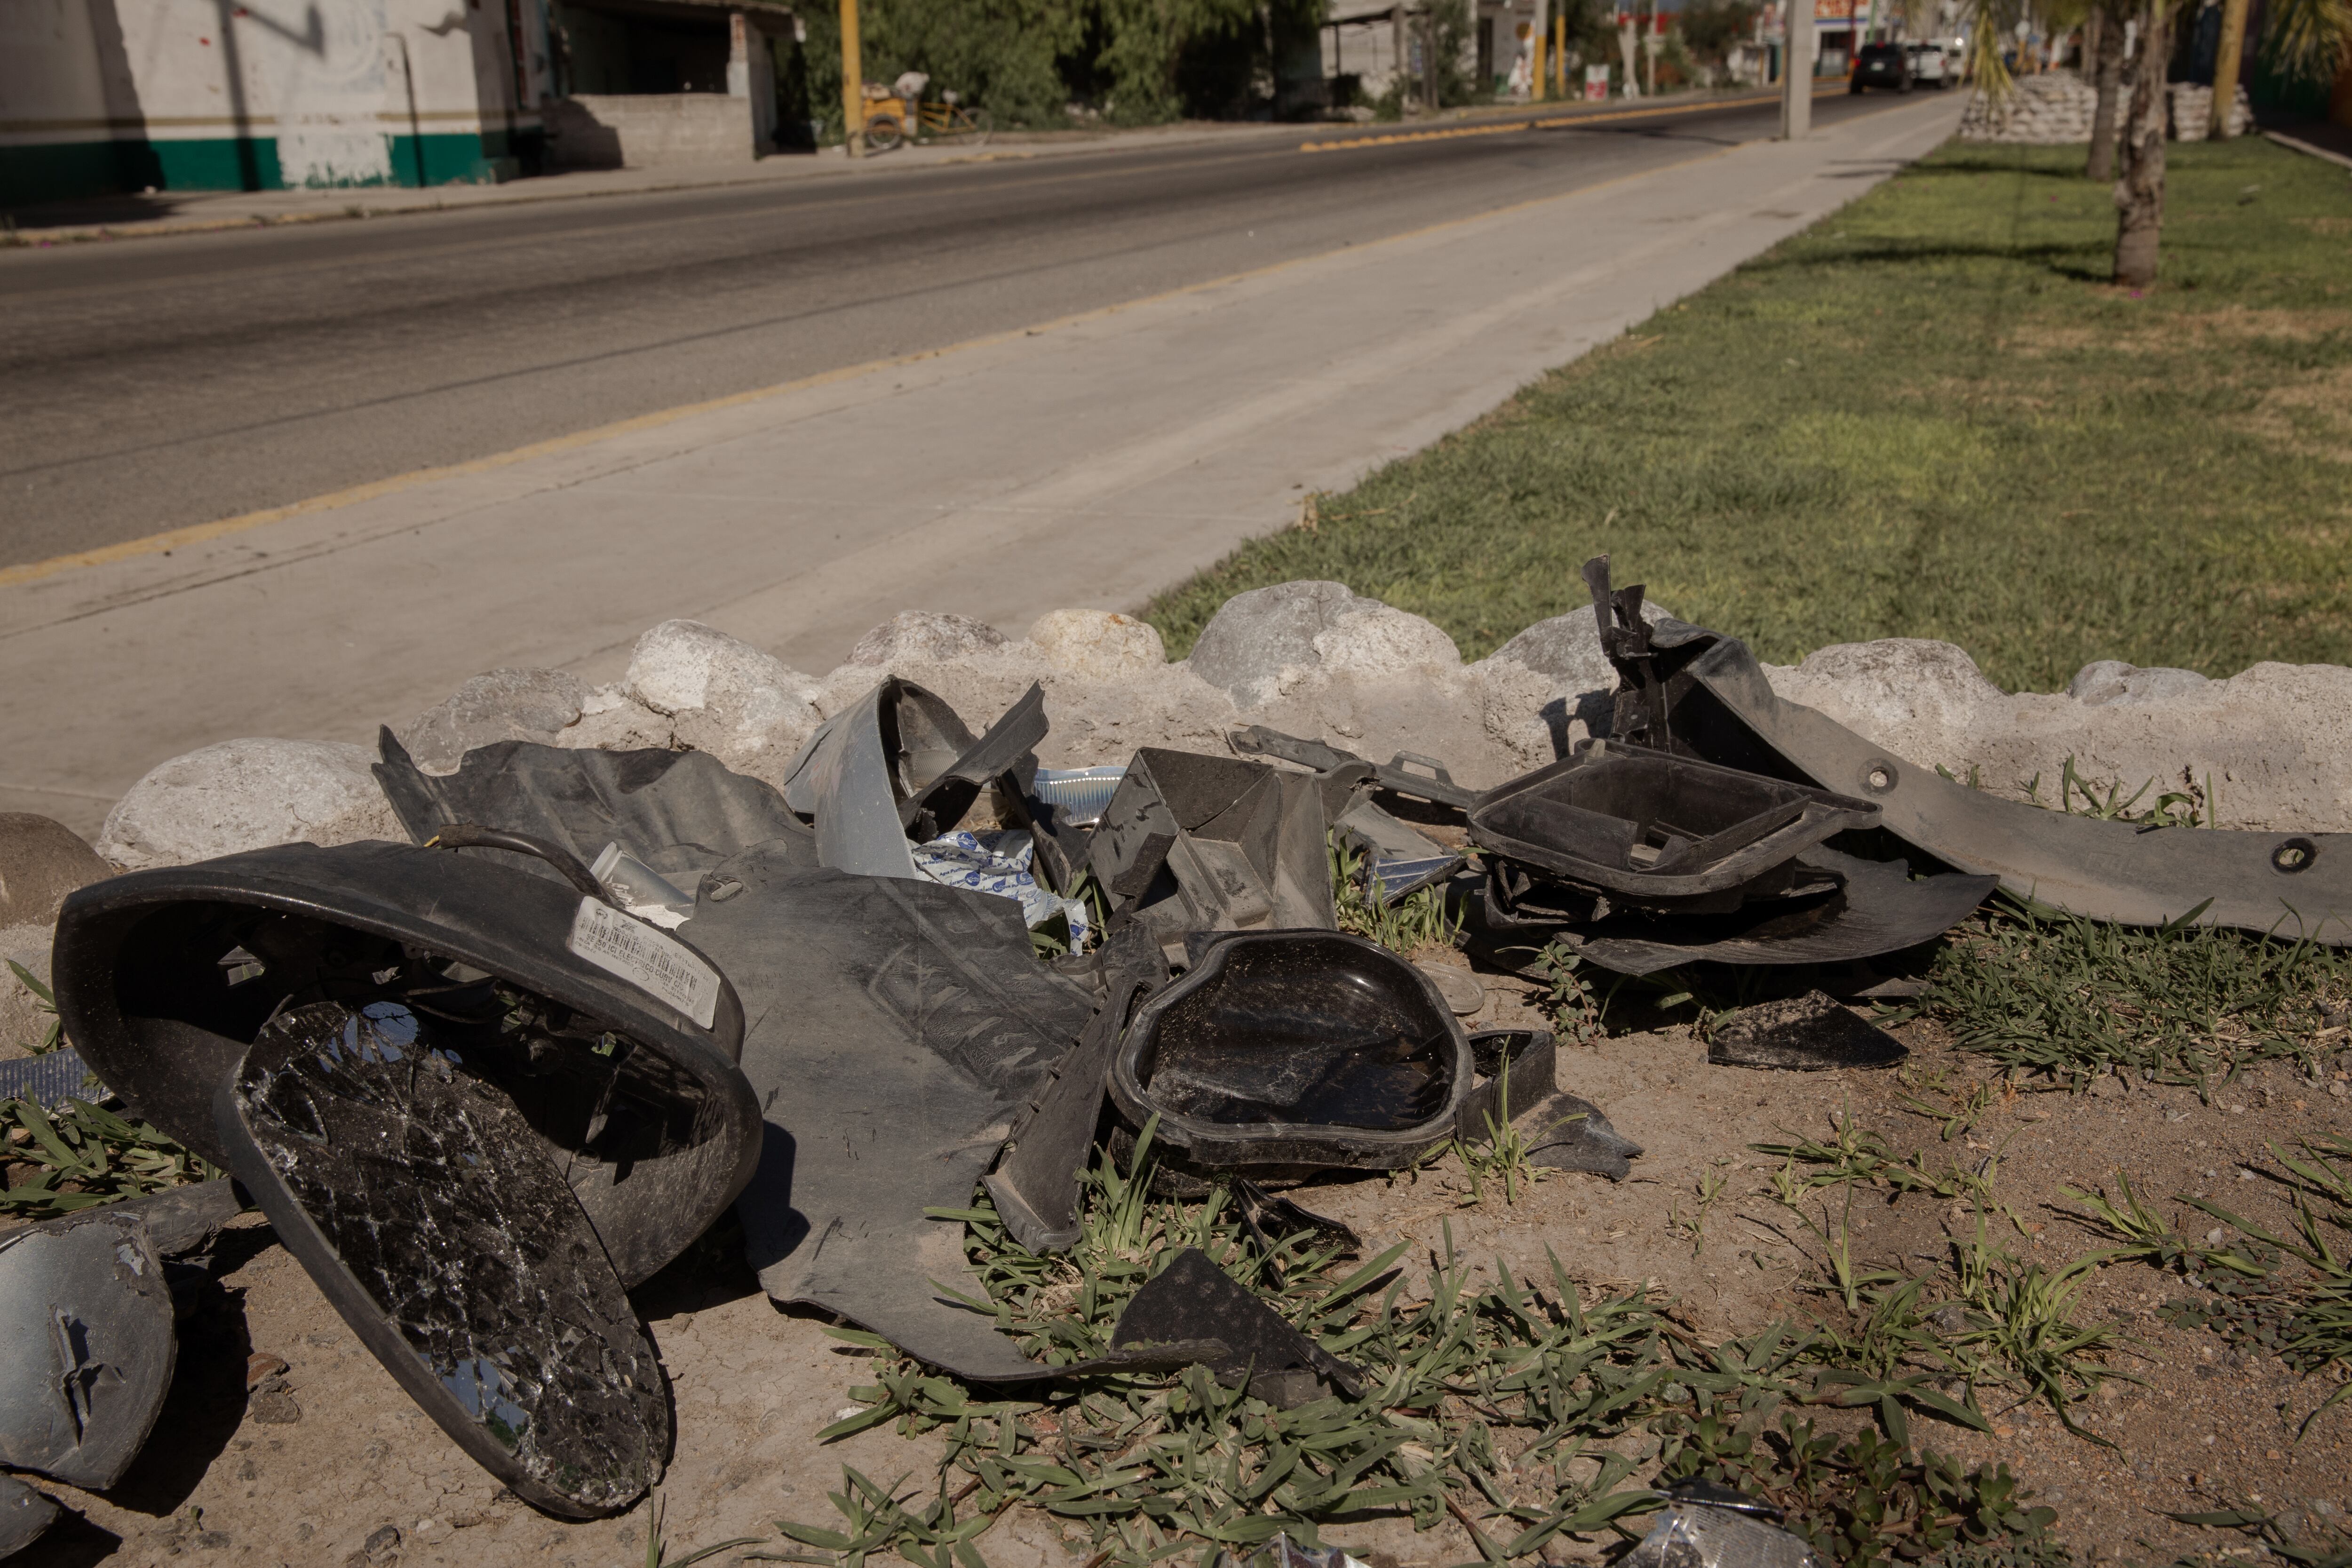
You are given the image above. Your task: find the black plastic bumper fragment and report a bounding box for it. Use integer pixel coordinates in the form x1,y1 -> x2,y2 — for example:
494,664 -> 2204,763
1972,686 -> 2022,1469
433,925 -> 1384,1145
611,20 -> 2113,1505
1111,930 -> 1470,1171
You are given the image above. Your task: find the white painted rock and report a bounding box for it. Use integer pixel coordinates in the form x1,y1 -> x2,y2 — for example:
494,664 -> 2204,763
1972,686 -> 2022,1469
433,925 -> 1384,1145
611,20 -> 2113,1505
1183,581 -> 1390,703
97,739 -> 403,871
1025,609 -> 1166,680
848,610 -> 1009,667
621,620 -> 823,782
2066,660 -> 2211,708
1765,642 -> 2352,832
394,668 -> 588,773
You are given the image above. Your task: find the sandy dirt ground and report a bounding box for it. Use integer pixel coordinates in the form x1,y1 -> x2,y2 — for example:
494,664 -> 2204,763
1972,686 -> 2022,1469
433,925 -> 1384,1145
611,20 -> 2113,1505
11,955 -> 2352,1568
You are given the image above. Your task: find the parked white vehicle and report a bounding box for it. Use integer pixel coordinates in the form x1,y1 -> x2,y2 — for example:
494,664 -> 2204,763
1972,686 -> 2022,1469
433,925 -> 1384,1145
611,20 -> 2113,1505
1906,40 -> 1953,85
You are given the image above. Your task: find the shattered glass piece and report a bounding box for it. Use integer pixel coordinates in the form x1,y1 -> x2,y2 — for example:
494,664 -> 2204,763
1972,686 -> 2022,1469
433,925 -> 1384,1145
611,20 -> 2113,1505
221,1000 -> 668,1518
0,1474 -> 60,1558
1089,750 -> 1335,946
0,1206 -> 176,1489
1217,1533 -> 1373,1568
374,730 -> 813,890
912,828 -> 1093,946
1565,849 -> 1996,976
1708,991 -> 1907,1071
1517,1094 -> 1643,1180
985,925 -> 1168,1255
1470,741 -> 1877,908
0,1047 -> 96,1110
687,850 -> 1095,1381
1067,1248 -> 1365,1407
1623,1499 -> 1820,1568
1112,931 -> 1469,1170
1028,766 -> 1127,828
588,843 -> 695,929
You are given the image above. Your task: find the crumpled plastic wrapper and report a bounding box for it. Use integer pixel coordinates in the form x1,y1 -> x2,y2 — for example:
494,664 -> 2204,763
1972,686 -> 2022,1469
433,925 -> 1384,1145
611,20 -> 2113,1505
1215,1533 -> 1371,1568
913,828 -> 1092,946
1623,1501 -> 1820,1568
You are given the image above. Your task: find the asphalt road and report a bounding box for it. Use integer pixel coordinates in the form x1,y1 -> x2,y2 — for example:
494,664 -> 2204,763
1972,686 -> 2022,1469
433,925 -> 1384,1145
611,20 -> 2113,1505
0,90 -> 1893,569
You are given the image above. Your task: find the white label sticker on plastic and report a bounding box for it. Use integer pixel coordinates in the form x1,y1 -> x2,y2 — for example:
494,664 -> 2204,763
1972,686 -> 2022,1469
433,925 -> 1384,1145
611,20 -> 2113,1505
567,898 -> 719,1029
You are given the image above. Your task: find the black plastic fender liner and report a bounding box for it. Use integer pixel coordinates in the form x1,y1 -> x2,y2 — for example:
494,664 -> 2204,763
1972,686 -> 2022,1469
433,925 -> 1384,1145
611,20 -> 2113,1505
216,1001 -> 668,1518
1111,930 -> 1471,1171
985,923 -> 1171,1255
682,849 -> 1096,1383
373,729 -> 815,889
52,841 -> 758,1288
1670,634 -> 2352,944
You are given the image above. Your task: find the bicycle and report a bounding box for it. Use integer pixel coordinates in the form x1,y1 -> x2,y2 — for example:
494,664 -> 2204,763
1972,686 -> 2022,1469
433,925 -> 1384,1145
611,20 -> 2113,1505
860,88 -> 992,152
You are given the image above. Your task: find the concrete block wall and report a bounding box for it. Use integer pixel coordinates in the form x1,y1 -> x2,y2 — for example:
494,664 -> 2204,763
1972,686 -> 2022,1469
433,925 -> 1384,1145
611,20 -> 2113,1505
545,92 -> 756,168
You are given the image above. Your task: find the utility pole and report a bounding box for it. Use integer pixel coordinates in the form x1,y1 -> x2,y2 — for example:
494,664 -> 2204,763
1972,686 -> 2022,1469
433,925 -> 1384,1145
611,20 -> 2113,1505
838,0 -> 864,155
1780,0 -> 1811,137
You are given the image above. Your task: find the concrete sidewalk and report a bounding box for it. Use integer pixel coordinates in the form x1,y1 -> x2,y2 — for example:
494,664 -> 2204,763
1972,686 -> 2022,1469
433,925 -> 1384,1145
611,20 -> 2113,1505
3,85 -> 1819,245
0,93 -> 1963,836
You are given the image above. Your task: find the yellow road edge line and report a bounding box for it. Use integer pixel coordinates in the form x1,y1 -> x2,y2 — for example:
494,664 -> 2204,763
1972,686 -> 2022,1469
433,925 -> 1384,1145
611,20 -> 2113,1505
0,142 -> 1740,595
1298,86 -> 1845,152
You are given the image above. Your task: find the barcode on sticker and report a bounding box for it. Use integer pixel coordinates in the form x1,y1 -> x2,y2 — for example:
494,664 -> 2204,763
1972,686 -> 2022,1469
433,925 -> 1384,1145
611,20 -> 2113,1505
568,898 -> 719,1029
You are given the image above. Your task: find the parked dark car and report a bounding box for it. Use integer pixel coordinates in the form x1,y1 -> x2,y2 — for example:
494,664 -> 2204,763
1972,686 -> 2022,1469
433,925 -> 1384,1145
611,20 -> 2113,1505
1851,41 -> 1914,91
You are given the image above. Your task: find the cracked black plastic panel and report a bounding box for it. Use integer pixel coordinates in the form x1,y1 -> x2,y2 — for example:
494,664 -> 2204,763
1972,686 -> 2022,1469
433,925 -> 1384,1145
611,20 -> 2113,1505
53,842 -> 757,1287
686,851 -> 1095,1382
1064,1248 -> 1366,1408
1707,991 -> 1907,1071
1112,931 -> 1470,1170
0,1208 -> 175,1490
222,1000 -> 667,1518
1590,598 -> 2352,945
1469,742 -> 1878,909
0,1474 -> 60,1557
1475,845 -> 1995,977
1089,750 -> 1335,945
373,731 -> 815,891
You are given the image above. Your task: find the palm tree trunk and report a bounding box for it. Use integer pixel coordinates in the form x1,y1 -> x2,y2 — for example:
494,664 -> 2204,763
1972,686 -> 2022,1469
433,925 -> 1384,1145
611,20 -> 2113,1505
2113,0 -> 2172,287
2087,2 -> 2127,179
2208,0 -> 2249,136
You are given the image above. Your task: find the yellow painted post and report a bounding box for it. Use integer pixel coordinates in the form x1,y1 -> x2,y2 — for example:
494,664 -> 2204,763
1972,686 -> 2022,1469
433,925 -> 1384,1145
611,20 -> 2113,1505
2209,0 -> 2248,137
1554,15 -> 1565,91
1532,25 -> 1546,97
839,0 -> 865,155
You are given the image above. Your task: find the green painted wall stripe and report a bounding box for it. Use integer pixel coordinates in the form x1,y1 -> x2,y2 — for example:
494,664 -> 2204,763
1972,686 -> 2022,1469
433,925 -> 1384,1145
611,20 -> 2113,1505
3,130 -> 536,207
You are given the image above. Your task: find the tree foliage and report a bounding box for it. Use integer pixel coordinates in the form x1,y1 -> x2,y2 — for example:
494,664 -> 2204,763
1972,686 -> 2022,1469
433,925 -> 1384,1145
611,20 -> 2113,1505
781,0 -> 1328,129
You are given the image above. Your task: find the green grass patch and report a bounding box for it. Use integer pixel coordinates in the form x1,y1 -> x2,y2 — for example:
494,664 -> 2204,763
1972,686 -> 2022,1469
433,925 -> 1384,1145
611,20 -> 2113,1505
1144,139 -> 2352,693
760,1128 -> 2072,1568
1920,895 -> 2352,1090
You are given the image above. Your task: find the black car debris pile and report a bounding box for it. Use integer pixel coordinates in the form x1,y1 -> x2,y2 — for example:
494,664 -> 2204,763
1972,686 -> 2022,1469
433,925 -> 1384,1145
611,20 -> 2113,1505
3,557 -> 2345,1555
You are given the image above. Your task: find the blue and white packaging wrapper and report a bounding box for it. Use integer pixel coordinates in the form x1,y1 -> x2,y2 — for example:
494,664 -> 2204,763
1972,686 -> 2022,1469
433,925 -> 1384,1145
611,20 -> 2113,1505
912,828 -> 1092,947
